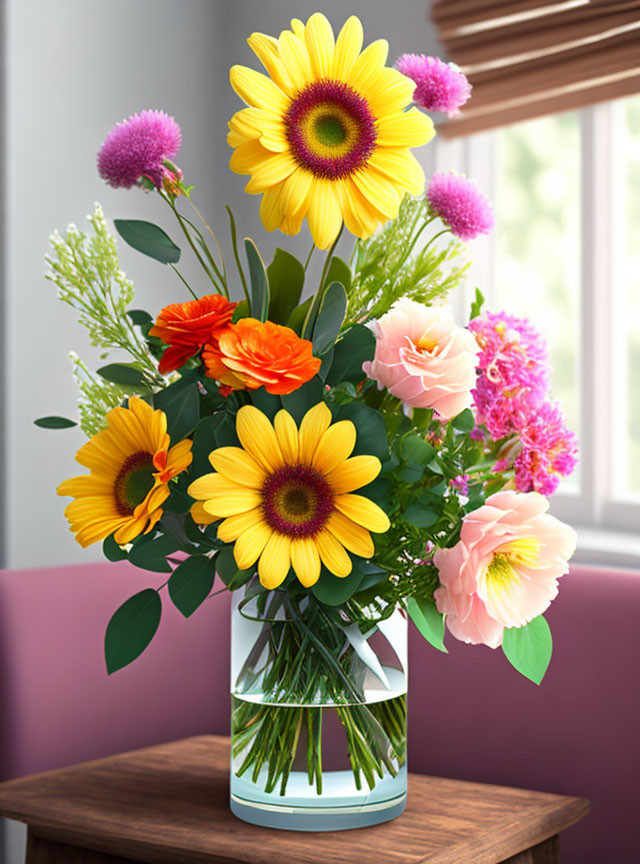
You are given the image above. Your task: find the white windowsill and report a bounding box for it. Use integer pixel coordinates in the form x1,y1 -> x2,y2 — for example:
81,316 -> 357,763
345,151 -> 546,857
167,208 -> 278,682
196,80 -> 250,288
572,526 -> 640,571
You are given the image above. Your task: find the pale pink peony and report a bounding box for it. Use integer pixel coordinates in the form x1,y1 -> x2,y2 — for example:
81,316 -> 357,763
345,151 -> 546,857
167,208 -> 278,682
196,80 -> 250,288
363,299 -> 478,420
433,491 -> 576,648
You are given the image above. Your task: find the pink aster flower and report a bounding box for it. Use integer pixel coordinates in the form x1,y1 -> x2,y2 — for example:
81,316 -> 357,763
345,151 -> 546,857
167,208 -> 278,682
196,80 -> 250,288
469,311 -> 550,439
97,110 -> 182,189
434,491 -> 576,648
363,299 -> 478,420
395,54 -> 471,118
427,171 -> 494,241
514,401 -> 579,495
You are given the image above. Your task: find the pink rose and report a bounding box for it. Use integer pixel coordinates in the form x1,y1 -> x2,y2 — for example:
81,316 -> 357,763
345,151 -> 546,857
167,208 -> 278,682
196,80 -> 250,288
362,299 -> 478,420
433,491 -> 576,648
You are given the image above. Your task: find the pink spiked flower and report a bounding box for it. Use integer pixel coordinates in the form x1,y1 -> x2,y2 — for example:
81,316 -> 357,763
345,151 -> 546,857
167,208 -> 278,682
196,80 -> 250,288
97,110 -> 182,189
395,54 -> 471,118
427,172 -> 494,241
514,401 -> 578,495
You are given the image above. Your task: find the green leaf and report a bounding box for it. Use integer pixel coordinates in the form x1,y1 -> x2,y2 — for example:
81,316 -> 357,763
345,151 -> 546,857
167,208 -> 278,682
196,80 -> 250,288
34,415 -> 77,429
502,616 -> 552,685
128,534 -> 179,573
401,435 -> 435,466
337,402 -> 389,461
103,534 -> 127,562
327,381 -> 358,405
97,363 -> 147,388
153,379 -> 200,442
127,309 -> 153,326
407,597 -> 447,653
232,298 -> 250,322
216,545 -> 253,589
163,479 -> 193,514
248,388 -> 281,420
312,281 -> 347,355
105,589 -> 162,674
245,238 -> 269,322
402,504 -> 439,528
114,219 -> 181,264
280,376 -> 324,424
267,248 -> 304,324
398,466 -> 424,483
286,297 -> 313,335
323,256 -> 351,293
190,414 -> 224,479
326,324 -> 375,385
311,566 -> 364,606
452,408 -> 475,432
469,287 -> 485,320
168,555 -> 216,618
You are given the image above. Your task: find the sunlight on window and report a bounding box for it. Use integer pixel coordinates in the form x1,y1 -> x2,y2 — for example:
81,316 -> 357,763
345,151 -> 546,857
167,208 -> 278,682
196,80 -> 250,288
621,95 -> 640,496
493,112 -> 581,489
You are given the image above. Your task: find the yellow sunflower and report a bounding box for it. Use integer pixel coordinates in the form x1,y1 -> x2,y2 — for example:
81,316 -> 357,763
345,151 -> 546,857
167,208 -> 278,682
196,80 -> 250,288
188,402 -> 390,589
57,397 -> 193,548
228,12 -> 435,249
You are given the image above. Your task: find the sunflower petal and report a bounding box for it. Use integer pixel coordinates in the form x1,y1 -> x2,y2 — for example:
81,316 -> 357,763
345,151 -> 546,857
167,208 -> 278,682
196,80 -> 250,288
326,511 -> 375,558
315,530 -> 352,578
375,108 -> 436,148
245,152 -> 297,194
332,15 -> 363,81
190,501 -> 217,526
307,179 -> 343,250
188,472 -> 244,501
350,39 -> 389,96
236,405 -> 284,472
304,12 -> 335,79
229,138 -> 272,175
352,167 -> 401,220
360,67 -> 415,116
209,446 -> 266,488
233,520 -> 272,570
202,488 -> 262,518
335,494 -> 390,533
312,420 -> 356,474
278,30 -> 313,92
326,455 -> 382,494
248,32 -> 294,93
274,409 -> 299,463
260,185 -> 283,232
258,533 -> 292,589
291,537 -> 321,587
298,402 -> 332,464
229,64 -> 290,113
367,148 -> 425,197
218,506 -> 266,543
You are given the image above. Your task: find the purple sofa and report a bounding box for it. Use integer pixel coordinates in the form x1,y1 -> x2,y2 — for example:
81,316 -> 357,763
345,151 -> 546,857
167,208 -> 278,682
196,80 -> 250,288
0,562 -> 637,862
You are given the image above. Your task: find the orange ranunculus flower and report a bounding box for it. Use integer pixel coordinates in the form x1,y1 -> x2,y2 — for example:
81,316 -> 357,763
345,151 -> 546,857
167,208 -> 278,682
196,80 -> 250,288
202,318 -> 321,396
150,294 -> 238,375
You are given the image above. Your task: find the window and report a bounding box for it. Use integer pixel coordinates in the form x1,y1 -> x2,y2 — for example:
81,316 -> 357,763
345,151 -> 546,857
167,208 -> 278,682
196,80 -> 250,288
428,95 -> 640,565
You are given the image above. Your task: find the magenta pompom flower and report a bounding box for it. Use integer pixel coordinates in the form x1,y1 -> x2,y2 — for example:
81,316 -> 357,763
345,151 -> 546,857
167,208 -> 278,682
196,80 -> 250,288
427,171 -> 494,241
97,110 -> 182,189
395,54 -> 471,118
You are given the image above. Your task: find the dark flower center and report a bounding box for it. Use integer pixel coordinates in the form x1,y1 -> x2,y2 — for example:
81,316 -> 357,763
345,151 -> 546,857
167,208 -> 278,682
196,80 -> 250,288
262,464 -> 334,537
285,80 -> 377,179
114,451 -> 155,515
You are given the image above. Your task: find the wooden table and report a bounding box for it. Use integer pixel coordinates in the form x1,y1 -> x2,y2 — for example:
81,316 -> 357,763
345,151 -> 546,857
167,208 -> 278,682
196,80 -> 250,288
0,735 -> 588,864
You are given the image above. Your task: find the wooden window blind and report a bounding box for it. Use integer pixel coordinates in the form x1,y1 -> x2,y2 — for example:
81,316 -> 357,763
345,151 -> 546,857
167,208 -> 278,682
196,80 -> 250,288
431,0 -> 640,136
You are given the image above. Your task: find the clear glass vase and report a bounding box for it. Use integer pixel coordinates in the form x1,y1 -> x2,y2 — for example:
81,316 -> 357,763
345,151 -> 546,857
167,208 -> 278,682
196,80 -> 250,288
229,580 -> 408,831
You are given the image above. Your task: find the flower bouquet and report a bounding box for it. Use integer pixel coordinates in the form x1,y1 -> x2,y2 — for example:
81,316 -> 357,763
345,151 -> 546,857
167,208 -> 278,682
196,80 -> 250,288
39,13 -> 578,831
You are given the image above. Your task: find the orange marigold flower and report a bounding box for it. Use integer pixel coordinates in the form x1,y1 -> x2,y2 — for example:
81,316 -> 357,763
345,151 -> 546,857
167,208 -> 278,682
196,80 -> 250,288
203,318 -> 321,396
150,294 -> 238,375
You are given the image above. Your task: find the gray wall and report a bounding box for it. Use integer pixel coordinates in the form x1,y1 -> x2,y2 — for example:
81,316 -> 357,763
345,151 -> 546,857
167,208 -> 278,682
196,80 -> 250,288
3,1 -> 441,569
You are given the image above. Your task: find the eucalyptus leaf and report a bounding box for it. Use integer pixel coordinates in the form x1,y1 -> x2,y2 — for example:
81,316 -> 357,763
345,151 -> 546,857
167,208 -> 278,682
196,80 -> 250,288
114,219 -> 181,264
402,505 -> 439,528
326,324 -> 375,385
153,379 -> 200,442
128,534 -> 179,573
103,534 -> 127,562
34,415 -> 77,429
216,545 -> 253,589
168,555 -> 216,618
104,589 -> 162,674
245,238 -> 269,321
127,309 -> 153,326
267,248 -> 304,324
407,597 -> 447,653
312,281 -> 347,355
503,616 -> 552,685
280,376 -> 324,424
97,363 -> 147,388
337,402 -> 389,461
402,435 -> 435,466
311,566 -> 364,606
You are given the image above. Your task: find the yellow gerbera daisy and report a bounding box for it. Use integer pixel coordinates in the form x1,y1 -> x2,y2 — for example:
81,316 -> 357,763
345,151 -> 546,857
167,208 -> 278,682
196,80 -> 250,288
188,402 -> 390,589
228,12 -> 435,249
57,397 -> 193,548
